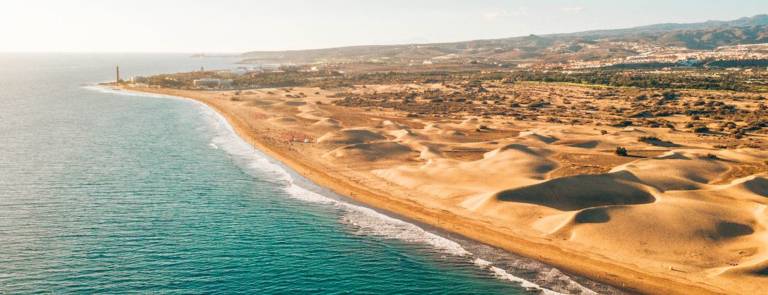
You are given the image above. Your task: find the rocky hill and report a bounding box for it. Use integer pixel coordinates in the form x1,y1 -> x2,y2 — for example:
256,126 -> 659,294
240,14 -> 768,65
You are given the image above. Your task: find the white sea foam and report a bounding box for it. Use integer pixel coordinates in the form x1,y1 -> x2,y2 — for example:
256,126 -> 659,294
83,85 -> 184,101
90,85 -> 592,295
490,266 -> 564,295
470,258 -> 591,295
538,269 -> 600,295
473,258 -> 493,267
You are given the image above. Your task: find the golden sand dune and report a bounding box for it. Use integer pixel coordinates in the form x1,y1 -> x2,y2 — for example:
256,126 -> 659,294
128,85 -> 768,295
492,171 -> 656,211
268,116 -> 299,125
317,128 -> 387,144
518,131 -> 560,144
377,119 -> 410,130
325,142 -> 415,162
311,117 -> 343,129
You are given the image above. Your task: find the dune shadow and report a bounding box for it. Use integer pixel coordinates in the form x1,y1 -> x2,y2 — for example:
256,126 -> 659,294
563,140 -> 600,149
740,177 -> 768,197
318,129 -> 387,144
756,267 -> 768,276
520,133 -> 559,144
497,143 -> 540,155
574,207 -> 611,223
495,172 -> 655,211
283,101 -> 307,106
643,139 -> 681,147
331,142 -> 414,162
716,221 -> 754,238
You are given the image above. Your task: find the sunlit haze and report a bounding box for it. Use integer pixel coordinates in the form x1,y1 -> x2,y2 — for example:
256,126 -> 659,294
0,0 -> 768,52
2,0 -> 767,53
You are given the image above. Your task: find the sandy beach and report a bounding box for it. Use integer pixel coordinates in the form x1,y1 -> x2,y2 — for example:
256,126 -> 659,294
122,83 -> 768,295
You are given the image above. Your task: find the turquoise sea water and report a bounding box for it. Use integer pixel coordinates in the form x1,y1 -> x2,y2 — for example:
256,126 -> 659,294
0,54 -> 611,294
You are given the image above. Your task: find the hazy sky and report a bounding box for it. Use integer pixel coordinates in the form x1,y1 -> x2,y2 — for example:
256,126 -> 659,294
1,0 -> 766,53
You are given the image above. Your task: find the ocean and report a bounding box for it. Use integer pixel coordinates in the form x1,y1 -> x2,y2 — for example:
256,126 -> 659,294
0,53 -> 606,294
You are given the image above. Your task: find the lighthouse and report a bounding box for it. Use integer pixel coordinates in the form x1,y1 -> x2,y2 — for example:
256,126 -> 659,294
116,65 -> 121,84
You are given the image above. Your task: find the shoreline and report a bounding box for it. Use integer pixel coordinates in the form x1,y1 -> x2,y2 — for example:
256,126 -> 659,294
95,85 -> 601,293
99,85 -> 614,294
117,85 -> 729,295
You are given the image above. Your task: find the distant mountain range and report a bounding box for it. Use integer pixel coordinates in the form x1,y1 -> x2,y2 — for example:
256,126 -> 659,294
559,14 -> 768,38
241,14 -> 768,64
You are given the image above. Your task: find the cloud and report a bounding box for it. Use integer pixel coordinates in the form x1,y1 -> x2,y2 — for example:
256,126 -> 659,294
482,7 -> 528,21
560,6 -> 584,13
